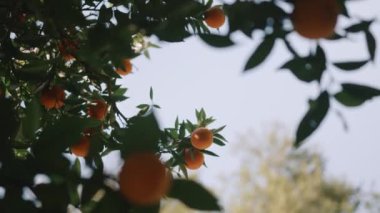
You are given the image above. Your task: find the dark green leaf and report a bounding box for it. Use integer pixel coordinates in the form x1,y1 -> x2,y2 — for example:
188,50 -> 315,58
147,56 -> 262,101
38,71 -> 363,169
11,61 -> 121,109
295,91 -> 330,147
201,149 -> 219,157
0,97 -> 19,143
33,183 -> 70,212
213,138 -> 226,146
150,87 -> 154,100
281,45 -> 326,82
72,158 -> 81,177
345,20 -> 371,33
213,125 -> 226,133
199,34 -> 234,48
244,37 -> 275,71
337,0 -> 349,17
334,91 -> 365,107
334,83 -> 380,107
115,112 -> 161,155
98,6 -> 113,23
333,60 -> 368,71
21,97 -> 42,140
365,30 -> 376,61
168,179 -> 221,211
132,204 -> 160,213
18,60 -> 50,73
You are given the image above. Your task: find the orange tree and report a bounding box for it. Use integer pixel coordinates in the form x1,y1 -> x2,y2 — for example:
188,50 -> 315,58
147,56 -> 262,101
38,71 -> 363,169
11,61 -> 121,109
0,0 -> 377,212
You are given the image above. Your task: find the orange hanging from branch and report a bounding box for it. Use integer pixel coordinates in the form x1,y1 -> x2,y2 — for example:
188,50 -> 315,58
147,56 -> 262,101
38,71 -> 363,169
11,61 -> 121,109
204,6 -> 226,29
40,86 -> 65,110
119,152 -> 171,205
291,0 -> 339,39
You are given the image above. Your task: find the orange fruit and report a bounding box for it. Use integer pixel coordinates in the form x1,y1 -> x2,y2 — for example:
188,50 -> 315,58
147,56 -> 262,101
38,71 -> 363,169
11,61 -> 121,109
88,99 -> 108,121
204,7 -> 226,29
119,152 -> 171,205
18,13 -> 27,23
40,86 -> 65,110
184,148 -> 204,170
71,136 -> 90,157
291,0 -> 339,39
190,127 -> 213,150
115,59 -> 133,76
58,39 -> 77,61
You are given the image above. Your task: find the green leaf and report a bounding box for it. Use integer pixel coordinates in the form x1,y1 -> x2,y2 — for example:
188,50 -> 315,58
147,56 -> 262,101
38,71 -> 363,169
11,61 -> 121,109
337,0 -> 349,17
345,20 -> 372,33
168,179 -> 221,211
213,125 -> 226,133
281,46 -> 326,82
72,158 -> 81,177
21,97 -> 42,140
333,60 -> 368,71
132,204 -> 160,213
115,112 -> 161,155
334,83 -> 380,107
365,30 -> 376,61
244,37 -> 275,71
179,122 -> 186,138
19,60 -> 50,73
213,138 -> 226,146
0,97 -> 18,143
33,183 -> 70,212
98,6 -> 113,23
150,87 -> 154,100
295,91 -> 330,147
199,34 -> 234,48
201,149 -> 219,157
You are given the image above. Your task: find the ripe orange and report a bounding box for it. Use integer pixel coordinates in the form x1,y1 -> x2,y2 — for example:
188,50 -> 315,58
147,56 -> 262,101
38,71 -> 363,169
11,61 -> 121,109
204,7 -> 226,29
88,99 -> 108,121
71,136 -> 90,157
190,127 -> 213,150
40,86 -> 65,110
119,152 -> 171,205
291,0 -> 339,39
115,59 -> 133,76
184,148 -> 204,170
58,39 -> 77,61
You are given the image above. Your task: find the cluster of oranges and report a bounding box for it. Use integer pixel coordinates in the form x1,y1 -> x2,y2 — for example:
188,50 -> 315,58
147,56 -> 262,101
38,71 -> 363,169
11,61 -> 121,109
202,1 -> 339,39
44,5 -> 223,207
57,39 -> 133,76
116,127 -> 214,206
184,127 -> 214,170
39,86 -> 108,157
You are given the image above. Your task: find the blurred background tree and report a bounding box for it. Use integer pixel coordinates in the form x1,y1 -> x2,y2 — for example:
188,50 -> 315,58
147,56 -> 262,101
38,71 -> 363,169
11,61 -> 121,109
161,127 -> 380,213
223,130 -> 358,213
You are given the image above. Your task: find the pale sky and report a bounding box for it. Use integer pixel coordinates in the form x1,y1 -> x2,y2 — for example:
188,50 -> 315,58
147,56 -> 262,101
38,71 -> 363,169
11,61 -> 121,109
111,0 -> 380,198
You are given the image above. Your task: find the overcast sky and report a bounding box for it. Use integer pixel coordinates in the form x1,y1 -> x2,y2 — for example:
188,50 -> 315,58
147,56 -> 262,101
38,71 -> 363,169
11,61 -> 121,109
111,0 -> 380,195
